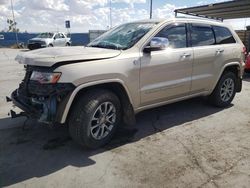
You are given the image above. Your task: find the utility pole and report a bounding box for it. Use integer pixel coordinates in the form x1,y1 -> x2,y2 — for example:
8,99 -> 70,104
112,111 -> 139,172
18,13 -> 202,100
150,0 -> 152,19
10,0 -> 19,47
109,0 -> 112,29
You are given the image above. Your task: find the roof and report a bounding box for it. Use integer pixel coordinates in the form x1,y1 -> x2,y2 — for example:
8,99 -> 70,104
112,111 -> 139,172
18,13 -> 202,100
137,17 -> 225,24
175,0 -> 250,21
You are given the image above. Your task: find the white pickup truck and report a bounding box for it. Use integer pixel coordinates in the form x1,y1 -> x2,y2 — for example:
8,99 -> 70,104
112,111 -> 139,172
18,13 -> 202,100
27,32 -> 71,50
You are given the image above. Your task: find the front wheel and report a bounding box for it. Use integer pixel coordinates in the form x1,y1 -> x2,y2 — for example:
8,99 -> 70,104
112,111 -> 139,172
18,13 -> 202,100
68,89 -> 121,149
208,72 -> 237,107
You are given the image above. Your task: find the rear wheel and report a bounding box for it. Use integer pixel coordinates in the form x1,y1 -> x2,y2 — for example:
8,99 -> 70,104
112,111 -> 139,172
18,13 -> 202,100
208,72 -> 237,107
68,89 -> 121,149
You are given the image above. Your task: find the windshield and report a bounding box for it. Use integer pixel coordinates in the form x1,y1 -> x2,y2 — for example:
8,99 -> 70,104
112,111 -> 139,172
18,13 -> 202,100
36,32 -> 54,38
88,22 -> 158,50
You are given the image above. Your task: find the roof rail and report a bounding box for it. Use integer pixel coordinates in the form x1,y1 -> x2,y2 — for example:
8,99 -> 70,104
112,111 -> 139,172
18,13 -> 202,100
174,10 -> 223,22
174,15 -> 223,22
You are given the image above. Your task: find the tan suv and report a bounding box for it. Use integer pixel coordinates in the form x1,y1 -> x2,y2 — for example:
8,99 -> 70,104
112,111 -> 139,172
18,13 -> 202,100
9,18 -> 245,148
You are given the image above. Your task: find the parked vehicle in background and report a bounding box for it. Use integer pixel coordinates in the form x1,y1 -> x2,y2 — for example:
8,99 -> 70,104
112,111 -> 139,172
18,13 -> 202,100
245,52 -> 250,73
10,18 -> 245,149
27,32 -> 71,50
0,34 -> 4,40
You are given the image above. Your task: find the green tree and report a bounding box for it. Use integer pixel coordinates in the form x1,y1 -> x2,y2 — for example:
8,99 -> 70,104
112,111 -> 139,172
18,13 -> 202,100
7,18 -> 19,32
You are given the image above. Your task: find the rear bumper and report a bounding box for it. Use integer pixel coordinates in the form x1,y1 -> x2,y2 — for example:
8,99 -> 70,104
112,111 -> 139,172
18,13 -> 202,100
245,55 -> 250,70
245,61 -> 250,70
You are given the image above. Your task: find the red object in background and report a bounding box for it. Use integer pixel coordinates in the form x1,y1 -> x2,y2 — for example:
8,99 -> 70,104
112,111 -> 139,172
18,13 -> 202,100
245,53 -> 250,72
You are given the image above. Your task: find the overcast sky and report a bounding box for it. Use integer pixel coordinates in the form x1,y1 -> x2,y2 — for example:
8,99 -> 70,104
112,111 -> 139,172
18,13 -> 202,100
0,0 -> 249,33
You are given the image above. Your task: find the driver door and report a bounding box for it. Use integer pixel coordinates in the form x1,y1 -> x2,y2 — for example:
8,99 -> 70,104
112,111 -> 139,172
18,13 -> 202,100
53,34 -> 60,46
140,23 -> 193,106
53,33 -> 65,46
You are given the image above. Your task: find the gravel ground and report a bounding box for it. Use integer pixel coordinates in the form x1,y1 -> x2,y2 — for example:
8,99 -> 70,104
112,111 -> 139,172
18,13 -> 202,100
0,48 -> 250,188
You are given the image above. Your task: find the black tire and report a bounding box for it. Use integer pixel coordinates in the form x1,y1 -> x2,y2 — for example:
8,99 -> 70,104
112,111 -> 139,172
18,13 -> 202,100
27,45 -> 33,50
68,89 -> 121,149
48,44 -> 53,47
66,42 -> 70,46
208,71 -> 237,107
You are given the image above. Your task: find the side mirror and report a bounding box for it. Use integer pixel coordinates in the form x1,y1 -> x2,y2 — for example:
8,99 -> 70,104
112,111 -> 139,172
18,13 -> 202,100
144,37 -> 169,53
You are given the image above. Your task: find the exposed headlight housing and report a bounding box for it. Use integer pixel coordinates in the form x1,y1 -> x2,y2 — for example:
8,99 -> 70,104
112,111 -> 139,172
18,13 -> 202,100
30,71 -> 61,84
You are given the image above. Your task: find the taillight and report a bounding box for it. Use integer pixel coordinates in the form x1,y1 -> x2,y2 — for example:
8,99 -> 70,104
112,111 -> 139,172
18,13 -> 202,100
243,46 -> 247,55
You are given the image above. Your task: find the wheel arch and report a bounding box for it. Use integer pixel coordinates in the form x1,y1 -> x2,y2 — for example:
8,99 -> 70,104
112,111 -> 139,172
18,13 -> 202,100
60,79 -> 135,125
213,62 -> 242,93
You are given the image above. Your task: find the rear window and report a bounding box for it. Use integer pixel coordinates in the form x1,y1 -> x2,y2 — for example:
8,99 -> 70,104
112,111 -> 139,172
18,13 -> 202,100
191,24 -> 215,47
213,26 -> 236,44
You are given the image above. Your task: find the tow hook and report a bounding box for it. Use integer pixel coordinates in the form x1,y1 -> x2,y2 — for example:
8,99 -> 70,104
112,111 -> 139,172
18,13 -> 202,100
6,96 -> 28,118
8,110 -> 27,118
6,96 -> 12,102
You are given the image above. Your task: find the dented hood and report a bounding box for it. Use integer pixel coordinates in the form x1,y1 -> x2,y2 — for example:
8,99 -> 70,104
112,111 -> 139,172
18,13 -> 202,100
15,46 -> 121,67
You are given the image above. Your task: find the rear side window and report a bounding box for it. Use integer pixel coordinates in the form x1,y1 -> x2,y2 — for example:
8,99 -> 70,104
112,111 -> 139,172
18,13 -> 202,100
191,24 -> 215,47
155,24 -> 187,48
213,26 -> 236,44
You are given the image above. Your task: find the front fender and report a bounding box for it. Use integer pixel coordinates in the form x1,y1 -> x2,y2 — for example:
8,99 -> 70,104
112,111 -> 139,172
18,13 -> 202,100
59,79 -> 133,124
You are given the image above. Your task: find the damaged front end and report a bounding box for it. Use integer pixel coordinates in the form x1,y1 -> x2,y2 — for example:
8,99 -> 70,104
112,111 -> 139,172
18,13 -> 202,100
8,65 -> 75,124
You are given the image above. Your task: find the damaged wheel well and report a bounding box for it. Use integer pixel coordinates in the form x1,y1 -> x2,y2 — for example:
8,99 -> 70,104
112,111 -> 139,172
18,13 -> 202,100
67,82 -> 136,126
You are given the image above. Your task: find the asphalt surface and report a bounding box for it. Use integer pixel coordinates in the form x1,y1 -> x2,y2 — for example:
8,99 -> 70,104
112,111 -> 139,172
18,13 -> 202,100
0,48 -> 250,188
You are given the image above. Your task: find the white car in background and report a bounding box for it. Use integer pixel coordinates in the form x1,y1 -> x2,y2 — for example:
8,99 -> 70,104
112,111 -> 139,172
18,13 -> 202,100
27,32 -> 71,50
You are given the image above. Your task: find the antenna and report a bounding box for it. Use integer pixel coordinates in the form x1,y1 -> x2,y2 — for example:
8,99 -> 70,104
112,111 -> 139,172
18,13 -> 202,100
10,0 -> 19,47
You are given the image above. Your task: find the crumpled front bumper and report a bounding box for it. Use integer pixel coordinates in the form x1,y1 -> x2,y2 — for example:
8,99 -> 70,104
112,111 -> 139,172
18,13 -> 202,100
11,89 -> 41,119
10,83 -> 75,124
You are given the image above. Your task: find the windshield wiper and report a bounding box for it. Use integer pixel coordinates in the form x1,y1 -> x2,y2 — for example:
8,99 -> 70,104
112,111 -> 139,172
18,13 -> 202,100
88,44 -> 106,49
88,41 -> 123,50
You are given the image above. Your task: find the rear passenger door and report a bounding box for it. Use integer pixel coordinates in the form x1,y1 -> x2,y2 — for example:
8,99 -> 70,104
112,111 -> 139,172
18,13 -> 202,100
212,25 -> 238,78
189,23 -> 237,93
189,23 -> 220,93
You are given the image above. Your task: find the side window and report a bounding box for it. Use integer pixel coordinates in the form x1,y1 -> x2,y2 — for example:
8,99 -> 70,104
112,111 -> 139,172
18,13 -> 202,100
60,33 -> 65,38
155,24 -> 187,48
54,34 -> 60,39
213,26 -> 236,44
191,24 -> 215,47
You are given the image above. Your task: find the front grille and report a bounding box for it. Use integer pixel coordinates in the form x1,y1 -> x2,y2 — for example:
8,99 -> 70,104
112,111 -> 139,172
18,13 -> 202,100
29,41 -> 40,43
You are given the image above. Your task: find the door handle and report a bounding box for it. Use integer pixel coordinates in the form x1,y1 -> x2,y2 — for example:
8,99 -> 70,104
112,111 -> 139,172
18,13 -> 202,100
181,53 -> 191,58
216,49 -> 224,54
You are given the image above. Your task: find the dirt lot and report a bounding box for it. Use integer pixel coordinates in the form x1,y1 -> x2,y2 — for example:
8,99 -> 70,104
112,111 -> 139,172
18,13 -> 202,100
1,48 -> 250,188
